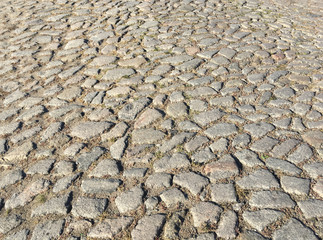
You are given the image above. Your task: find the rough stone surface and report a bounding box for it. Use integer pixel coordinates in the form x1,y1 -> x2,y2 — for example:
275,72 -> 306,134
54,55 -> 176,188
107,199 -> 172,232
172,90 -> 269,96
131,214 -> 166,240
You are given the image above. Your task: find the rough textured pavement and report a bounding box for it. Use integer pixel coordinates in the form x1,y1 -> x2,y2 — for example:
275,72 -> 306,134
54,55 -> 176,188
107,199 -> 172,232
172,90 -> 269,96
0,0 -> 323,239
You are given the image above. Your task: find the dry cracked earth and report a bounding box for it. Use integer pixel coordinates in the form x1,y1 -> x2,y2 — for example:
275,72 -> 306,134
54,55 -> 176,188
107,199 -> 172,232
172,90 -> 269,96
0,0 -> 323,239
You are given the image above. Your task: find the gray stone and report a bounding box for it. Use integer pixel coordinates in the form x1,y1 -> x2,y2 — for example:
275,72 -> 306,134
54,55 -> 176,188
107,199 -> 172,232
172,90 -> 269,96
244,122 -> 275,138
166,102 -> 188,118
102,68 -> 135,81
115,186 -> 144,213
27,159 -> 55,175
185,136 -> 209,152
266,158 -> 301,175
54,161 -> 75,175
161,187 -> 187,207
110,136 -> 127,160
145,173 -> 172,190
132,128 -> 165,145
178,121 -> 201,132
281,176 -> 310,196
31,193 -> 71,217
101,122 -> 128,141
249,191 -> 296,209
243,209 -> 284,231
123,168 -> 147,178
70,121 -> 113,140
216,210 -> 237,239
164,211 -> 186,239
0,139 -> 8,154
297,200 -> 323,219
134,108 -> 163,129
313,179 -> 323,198
53,173 -> 79,193
302,131 -> 323,148
190,202 -> 222,228
88,217 -> 133,239
173,172 -> 209,196
187,233 -> 216,240
0,169 -> 25,189
303,163 -> 323,178
81,178 -> 121,194
11,126 -> 42,144
40,122 -> 64,142
160,55 -> 193,64
192,148 -> 216,163
205,123 -> 237,138
159,132 -> 194,153
209,138 -> 229,152
131,214 -> 166,240
211,183 -> 237,203
0,214 -> 22,234
204,154 -> 239,181
31,219 -> 65,240
250,137 -> 279,153
6,179 -> 50,209
3,90 -> 26,106
237,169 -> 280,190
234,149 -> 263,167
270,139 -> 300,158
232,133 -> 251,149
0,122 -> 21,136
273,218 -> 318,240
76,146 -> 105,171
4,229 -> 29,240
287,144 -> 313,164
237,230 -> 268,240
89,159 -> 119,177
72,197 -> 107,218
154,153 -> 190,172
57,86 -> 82,101
193,109 -> 224,127
118,98 -> 151,120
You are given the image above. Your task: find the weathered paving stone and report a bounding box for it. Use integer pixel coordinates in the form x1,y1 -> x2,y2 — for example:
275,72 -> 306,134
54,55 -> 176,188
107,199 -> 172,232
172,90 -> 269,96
76,146 -> 105,171
302,131 -> 323,148
53,173 -> 80,193
102,68 -> 135,81
232,133 -> 251,149
216,210 -> 237,239
205,123 -> 237,138
0,169 -> 25,189
286,144 -> 313,164
30,219 -> 65,240
131,214 -> 166,240
101,122 -> 128,141
3,141 -> 34,162
57,86 -> 82,101
166,102 -> 188,118
160,188 -> 187,207
173,172 -> 209,196
297,200 -> 323,219
118,97 -> 151,120
244,122 -> 275,138
249,191 -> 296,209
266,158 -> 301,175
6,178 -> 50,209
250,136 -> 279,153
27,159 -> 55,175
234,149 -> 263,167
110,136 -> 127,160
134,108 -> 163,129
31,193 -> 72,217
303,163 -> 323,178
193,109 -> 224,127
270,139 -> 300,158
88,159 -> 119,177
40,122 -> 64,142
63,143 -> 85,156
3,90 -> 26,106
115,186 -> 144,214
204,154 -> 239,181
0,214 -> 22,234
4,229 -> 30,240
281,176 -> 310,196
243,209 -> 284,232
192,148 -> 216,163
88,217 -> 133,239
81,178 -> 121,194
70,121 -> 113,140
159,132 -> 194,153
313,179 -> 323,198
272,218 -> 318,240
72,197 -> 108,219
0,122 -> 22,136
190,202 -> 223,228
132,128 -> 165,145
164,211 -> 185,239
185,136 -> 209,152
145,173 -> 172,190
211,183 -> 237,203
154,153 -> 190,172
237,169 -> 280,190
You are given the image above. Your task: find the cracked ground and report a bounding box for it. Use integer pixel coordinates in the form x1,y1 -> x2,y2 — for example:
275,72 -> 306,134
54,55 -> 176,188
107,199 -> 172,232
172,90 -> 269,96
0,0 -> 322,239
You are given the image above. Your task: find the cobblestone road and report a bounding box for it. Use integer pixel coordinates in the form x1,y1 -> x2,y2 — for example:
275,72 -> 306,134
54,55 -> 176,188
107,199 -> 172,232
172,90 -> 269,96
0,0 -> 322,239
